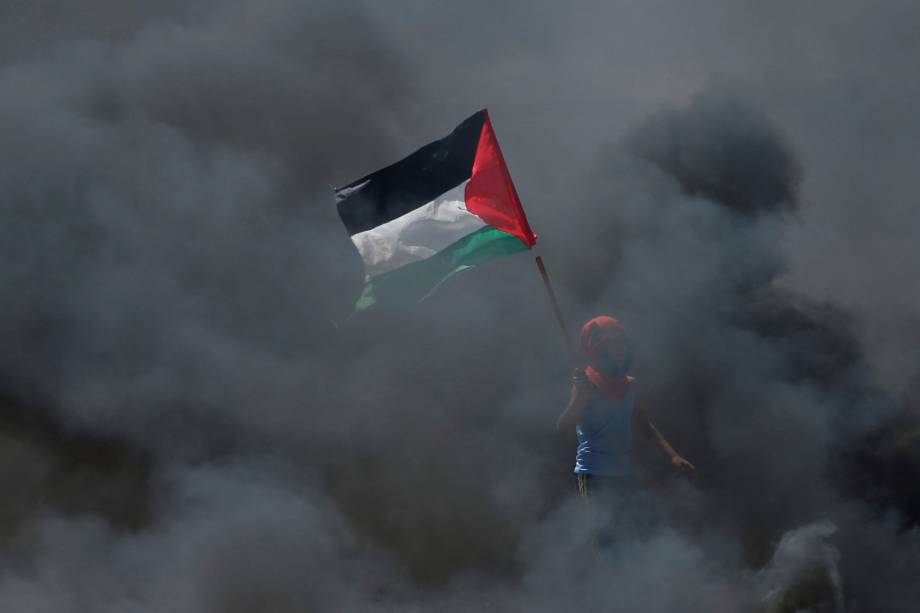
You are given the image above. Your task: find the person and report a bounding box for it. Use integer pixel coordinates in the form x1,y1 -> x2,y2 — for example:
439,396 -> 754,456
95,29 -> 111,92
556,315 -> 694,498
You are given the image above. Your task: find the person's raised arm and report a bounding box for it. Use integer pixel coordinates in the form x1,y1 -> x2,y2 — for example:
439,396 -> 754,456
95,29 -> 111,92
556,368 -> 595,437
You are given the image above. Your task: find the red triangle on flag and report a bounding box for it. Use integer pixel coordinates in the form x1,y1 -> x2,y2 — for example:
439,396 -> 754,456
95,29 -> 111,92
464,110 -> 537,247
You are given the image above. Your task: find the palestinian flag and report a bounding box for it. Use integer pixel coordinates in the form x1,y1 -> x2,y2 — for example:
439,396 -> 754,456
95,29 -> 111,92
335,110 -> 537,311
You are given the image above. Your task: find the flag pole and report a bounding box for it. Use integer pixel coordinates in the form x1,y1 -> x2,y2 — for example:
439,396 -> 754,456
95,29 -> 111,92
534,253 -> 577,365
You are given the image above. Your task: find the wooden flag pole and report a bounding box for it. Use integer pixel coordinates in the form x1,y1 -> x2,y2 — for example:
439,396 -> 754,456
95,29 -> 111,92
534,254 -> 578,365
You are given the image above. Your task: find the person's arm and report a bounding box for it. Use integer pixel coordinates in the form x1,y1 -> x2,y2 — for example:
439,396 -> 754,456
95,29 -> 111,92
556,369 -> 595,437
633,399 -> 695,475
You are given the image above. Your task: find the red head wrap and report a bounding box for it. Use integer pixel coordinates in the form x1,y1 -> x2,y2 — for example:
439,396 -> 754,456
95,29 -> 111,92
580,315 -> 633,400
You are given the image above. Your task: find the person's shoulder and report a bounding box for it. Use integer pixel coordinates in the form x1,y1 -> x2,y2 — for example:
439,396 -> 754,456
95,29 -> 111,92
576,377 -> 599,395
626,376 -> 639,401
574,374 -> 599,399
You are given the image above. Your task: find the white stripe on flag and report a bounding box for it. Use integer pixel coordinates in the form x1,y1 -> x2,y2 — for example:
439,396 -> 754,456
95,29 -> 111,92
350,180 -> 485,279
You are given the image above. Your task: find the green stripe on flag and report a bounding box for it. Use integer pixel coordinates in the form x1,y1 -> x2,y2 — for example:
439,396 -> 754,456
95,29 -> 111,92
355,226 -> 528,311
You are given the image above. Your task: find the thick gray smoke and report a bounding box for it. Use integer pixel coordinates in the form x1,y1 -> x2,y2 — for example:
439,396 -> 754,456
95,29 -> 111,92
1,1 -> 919,611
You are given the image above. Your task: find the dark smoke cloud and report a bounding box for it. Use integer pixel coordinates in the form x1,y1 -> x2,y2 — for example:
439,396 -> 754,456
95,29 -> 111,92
1,1 -> 919,611
627,96 -> 801,217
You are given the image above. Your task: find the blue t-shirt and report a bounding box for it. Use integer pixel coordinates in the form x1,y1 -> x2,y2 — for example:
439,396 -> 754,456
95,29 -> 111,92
574,387 -> 635,476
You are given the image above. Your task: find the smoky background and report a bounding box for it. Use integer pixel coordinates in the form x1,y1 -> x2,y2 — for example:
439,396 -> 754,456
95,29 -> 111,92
0,1 -> 918,611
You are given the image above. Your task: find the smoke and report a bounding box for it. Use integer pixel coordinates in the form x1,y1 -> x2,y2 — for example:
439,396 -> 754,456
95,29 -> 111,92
1,0 -> 919,611
627,97 -> 801,217
760,522 -> 843,613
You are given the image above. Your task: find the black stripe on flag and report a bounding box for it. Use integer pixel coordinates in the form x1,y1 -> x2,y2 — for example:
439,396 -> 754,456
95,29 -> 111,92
335,110 -> 486,236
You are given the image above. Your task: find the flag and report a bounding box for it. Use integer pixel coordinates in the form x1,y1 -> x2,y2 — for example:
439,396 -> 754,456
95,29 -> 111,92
335,109 -> 537,311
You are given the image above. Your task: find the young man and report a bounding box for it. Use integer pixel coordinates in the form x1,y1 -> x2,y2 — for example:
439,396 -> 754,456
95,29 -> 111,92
556,315 -> 694,497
